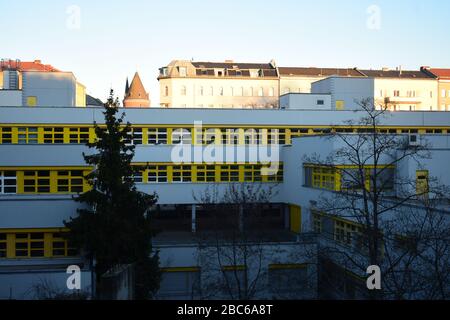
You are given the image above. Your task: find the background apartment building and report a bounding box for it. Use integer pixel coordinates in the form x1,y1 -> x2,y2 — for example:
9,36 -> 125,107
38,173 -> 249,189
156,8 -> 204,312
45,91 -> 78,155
158,60 -> 280,108
0,59 -> 87,107
423,67 -> 450,111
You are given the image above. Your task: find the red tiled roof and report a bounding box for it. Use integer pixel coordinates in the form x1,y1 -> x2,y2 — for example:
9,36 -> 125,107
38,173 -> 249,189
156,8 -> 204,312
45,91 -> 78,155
428,68 -> 450,79
0,60 -> 60,72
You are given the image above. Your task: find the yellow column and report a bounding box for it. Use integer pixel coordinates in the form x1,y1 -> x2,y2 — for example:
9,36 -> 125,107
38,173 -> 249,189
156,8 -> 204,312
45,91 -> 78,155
11,127 -> 18,144
50,171 -> 58,193
37,127 -> 45,144
6,234 -> 15,258
44,233 -> 52,258
16,171 -> 24,194
289,205 -> 302,233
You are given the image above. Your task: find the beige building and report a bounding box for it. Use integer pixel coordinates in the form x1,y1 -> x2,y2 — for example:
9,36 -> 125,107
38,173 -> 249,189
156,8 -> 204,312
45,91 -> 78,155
422,67 -> 450,111
158,59 -> 441,111
358,69 -> 438,111
158,60 -> 279,108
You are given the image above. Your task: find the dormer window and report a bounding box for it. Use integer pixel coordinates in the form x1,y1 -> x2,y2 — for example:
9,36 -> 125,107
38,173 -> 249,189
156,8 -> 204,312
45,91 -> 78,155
178,67 -> 187,77
236,70 -> 242,76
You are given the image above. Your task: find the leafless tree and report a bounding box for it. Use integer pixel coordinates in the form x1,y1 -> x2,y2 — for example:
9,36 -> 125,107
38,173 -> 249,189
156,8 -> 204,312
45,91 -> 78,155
193,182 -> 286,300
305,99 -> 450,299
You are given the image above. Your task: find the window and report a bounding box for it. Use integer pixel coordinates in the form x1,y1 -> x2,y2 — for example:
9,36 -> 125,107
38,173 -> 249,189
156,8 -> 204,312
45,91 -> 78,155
125,128 -> 142,145
178,67 -> 187,77
196,165 -> 216,182
43,127 -> 64,144
219,87 -> 224,96
244,165 -> 262,182
26,96 -> 37,107
258,87 -> 264,97
269,87 -> 275,97
57,170 -> 84,193
209,87 -> 214,96
264,164 -> 283,182
0,127 -> 13,144
148,165 -> 168,183
249,87 -> 254,97
18,127 -> 38,144
269,265 -> 307,295
416,170 -> 429,197
317,100 -> 324,105
180,86 -> 187,96
442,89 -> 446,98
244,129 -> 260,145
172,128 -> 192,145
312,212 -> 322,233
0,171 -> 17,194
164,86 -> 169,97
160,68 -> 168,77
159,268 -> 200,298
23,170 -> 51,193
52,233 -> 77,257
69,127 -> 90,144
15,233 -> 45,258
335,100 -> 345,110
148,128 -> 167,145
335,219 -> 363,246
304,166 -> 336,190
0,233 -> 6,258
0,231 -> 77,259
172,165 -> 192,183
200,86 -> 204,96
237,87 -> 243,97
132,170 -> 143,183
220,165 -> 240,182
393,90 -> 400,97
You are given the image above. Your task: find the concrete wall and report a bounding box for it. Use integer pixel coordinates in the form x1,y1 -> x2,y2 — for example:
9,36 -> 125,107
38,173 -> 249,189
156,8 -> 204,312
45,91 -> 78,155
280,93 -> 331,110
312,77 -> 375,110
1,106 -> 450,127
22,72 -> 77,107
0,90 -> 22,106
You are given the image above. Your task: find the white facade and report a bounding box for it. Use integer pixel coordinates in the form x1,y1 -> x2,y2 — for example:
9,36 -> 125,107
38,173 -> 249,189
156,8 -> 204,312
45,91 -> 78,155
280,93 -> 331,110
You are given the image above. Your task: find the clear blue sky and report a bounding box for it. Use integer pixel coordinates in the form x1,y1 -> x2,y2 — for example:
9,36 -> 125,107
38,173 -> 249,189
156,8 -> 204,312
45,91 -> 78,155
1,0 -> 449,105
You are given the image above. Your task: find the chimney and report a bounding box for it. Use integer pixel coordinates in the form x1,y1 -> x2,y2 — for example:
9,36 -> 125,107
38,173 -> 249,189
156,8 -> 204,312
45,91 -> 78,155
34,59 -> 42,64
399,65 -> 402,76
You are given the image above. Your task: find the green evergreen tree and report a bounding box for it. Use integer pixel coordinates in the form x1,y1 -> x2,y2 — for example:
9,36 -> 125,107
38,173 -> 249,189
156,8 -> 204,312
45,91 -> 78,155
65,90 -> 160,299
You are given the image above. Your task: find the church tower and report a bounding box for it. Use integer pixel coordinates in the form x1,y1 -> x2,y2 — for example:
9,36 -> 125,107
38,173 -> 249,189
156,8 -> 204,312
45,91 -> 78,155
123,72 -> 150,108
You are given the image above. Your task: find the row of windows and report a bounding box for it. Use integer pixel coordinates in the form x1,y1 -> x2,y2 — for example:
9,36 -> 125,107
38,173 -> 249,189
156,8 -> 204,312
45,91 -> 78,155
0,230 -> 77,259
134,164 -> 284,184
158,264 -> 307,298
304,165 -> 395,192
0,170 -> 89,194
2,126 -> 447,145
0,127 -> 91,144
0,165 -> 283,195
164,86 -> 276,98
312,213 -> 364,247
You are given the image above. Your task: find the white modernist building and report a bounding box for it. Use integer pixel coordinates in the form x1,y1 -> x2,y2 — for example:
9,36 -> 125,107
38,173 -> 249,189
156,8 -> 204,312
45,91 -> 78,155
0,104 -> 449,299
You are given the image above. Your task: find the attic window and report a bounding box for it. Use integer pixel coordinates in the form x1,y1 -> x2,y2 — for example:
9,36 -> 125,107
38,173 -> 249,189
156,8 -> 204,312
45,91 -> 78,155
218,71 -> 223,77
201,70 -> 208,75
236,70 -> 242,76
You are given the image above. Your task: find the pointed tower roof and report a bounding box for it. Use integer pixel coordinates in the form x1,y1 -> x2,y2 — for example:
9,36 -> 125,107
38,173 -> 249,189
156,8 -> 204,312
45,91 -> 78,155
123,72 -> 150,108
125,72 -> 149,100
